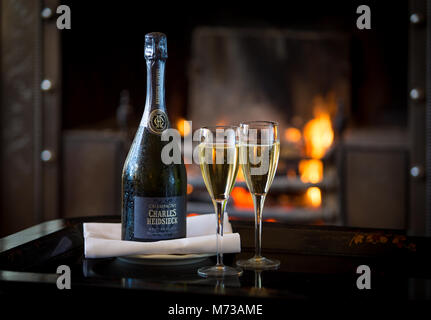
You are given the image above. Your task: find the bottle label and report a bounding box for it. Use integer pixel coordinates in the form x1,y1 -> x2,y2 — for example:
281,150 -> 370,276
148,109 -> 168,134
133,195 -> 186,240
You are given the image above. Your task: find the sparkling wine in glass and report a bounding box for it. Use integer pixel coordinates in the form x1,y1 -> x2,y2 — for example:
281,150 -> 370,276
236,121 -> 281,270
197,126 -> 243,277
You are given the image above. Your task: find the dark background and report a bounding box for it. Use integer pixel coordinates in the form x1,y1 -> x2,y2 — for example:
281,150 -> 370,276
61,0 -> 408,130
0,0 -> 419,237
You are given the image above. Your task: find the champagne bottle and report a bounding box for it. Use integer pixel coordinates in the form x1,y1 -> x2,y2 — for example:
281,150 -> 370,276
121,32 -> 187,241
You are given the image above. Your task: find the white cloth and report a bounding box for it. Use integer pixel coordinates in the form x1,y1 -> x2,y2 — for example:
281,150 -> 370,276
83,213 -> 241,258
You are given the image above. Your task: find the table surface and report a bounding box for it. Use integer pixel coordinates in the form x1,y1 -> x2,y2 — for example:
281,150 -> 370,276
0,216 -> 430,301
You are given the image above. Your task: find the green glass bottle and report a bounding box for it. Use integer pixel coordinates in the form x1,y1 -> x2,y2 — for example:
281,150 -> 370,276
121,32 -> 187,241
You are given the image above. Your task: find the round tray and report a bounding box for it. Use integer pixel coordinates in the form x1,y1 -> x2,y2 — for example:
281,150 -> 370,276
117,253 -> 214,266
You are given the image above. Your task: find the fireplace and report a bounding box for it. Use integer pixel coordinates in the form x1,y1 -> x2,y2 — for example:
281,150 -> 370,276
180,23 -> 411,230
181,28 -> 346,224
0,1 -> 420,236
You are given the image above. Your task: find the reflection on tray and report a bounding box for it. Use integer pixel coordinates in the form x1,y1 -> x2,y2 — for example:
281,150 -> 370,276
82,255 -> 240,289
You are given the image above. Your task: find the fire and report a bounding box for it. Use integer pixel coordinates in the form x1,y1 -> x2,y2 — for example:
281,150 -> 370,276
284,127 -> 302,144
306,187 -> 321,207
176,118 -> 191,137
231,186 -> 254,209
216,119 -> 227,126
299,159 -> 323,183
303,109 -> 334,159
187,213 -> 199,217
236,167 -> 245,182
299,94 -> 335,208
187,184 -> 194,195
232,169 -> 252,209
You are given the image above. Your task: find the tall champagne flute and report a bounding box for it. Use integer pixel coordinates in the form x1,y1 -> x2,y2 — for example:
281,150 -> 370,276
236,121 -> 280,269
197,126 -> 243,277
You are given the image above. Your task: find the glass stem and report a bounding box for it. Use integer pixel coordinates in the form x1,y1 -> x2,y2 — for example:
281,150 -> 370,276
252,194 -> 266,259
255,271 -> 262,289
214,199 -> 226,267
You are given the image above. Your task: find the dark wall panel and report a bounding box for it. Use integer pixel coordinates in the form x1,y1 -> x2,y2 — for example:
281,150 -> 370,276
0,0 -> 42,236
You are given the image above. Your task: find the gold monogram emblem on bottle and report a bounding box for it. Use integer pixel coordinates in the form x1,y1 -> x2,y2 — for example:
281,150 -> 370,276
148,109 -> 168,134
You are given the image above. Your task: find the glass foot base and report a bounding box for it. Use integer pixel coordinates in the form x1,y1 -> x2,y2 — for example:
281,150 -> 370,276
198,265 -> 243,278
236,256 -> 280,270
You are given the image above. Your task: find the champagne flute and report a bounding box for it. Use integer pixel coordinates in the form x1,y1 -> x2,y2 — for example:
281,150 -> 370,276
236,121 -> 281,269
197,126 -> 243,277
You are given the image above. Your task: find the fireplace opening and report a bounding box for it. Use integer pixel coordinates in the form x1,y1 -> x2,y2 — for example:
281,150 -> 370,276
3,1 -> 407,236
55,2 -> 411,231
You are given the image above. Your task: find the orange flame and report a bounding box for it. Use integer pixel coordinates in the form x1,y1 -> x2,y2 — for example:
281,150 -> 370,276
187,213 -> 200,217
176,118 -> 191,137
300,94 -> 335,208
284,127 -> 302,144
236,167 -> 245,182
303,106 -> 334,159
187,184 -> 194,195
231,187 -> 254,209
306,187 -> 321,207
299,159 -> 323,183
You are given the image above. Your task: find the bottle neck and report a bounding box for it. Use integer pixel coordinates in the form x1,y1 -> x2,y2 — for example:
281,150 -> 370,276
141,59 -> 169,133
145,59 -> 166,110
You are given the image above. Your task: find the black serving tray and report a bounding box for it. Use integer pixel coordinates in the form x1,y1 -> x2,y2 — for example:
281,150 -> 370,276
1,216 -> 431,301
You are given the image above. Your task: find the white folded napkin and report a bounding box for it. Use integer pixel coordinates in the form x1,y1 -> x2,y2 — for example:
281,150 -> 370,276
83,213 -> 241,258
